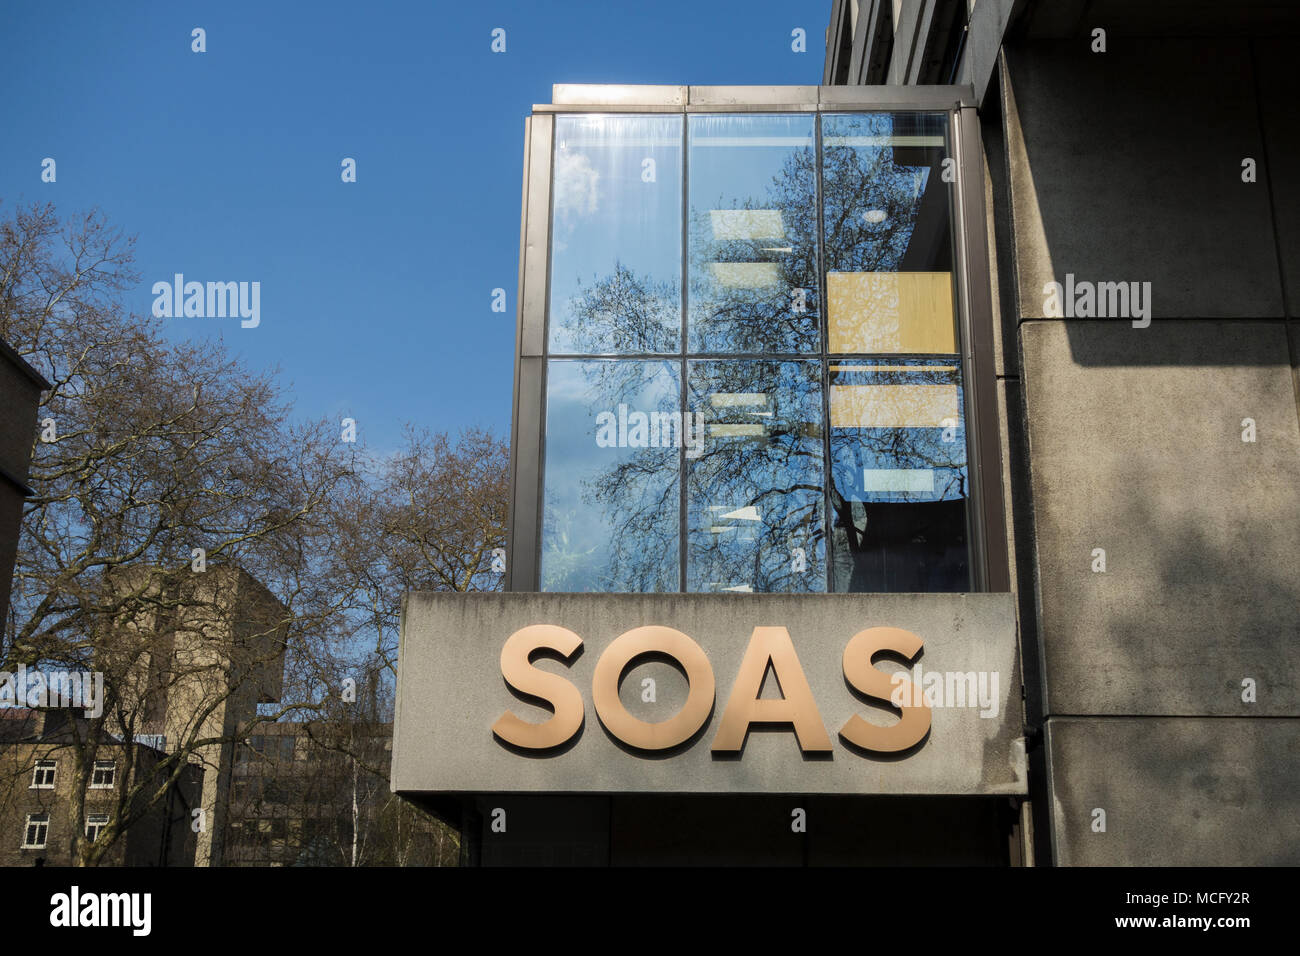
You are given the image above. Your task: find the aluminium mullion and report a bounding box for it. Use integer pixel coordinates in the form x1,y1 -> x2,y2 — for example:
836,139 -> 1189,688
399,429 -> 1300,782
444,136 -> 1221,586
816,111 -> 833,596
679,112 -> 689,594
949,107 -> 986,592
533,113 -> 558,591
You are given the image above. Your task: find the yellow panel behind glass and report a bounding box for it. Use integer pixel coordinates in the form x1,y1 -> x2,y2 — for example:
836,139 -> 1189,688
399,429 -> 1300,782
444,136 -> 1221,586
826,271 -> 956,353
830,383 -> 960,429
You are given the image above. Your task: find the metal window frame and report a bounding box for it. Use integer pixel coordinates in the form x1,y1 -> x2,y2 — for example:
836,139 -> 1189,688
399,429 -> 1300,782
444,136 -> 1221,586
507,85 -> 1008,594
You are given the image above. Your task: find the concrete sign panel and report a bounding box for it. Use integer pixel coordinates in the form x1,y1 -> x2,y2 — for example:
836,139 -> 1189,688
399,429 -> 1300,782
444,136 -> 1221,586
393,592 -> 1026,796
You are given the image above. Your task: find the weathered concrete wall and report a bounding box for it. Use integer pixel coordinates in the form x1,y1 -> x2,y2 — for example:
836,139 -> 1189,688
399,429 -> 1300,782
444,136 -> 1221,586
1021,320 -> 1300,717
1046,718 -> 1300,865
996,34 -> 1300,864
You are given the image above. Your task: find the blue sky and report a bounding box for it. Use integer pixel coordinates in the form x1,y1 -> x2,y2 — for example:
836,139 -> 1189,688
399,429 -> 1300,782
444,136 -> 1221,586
0,0 -> 827,456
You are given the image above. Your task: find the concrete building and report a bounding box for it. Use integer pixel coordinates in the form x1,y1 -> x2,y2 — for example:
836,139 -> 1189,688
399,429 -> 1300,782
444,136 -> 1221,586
0,337 -> 49,626
395,81 -> 1029,864
391,0 -> 1298,866
822,0 -> 1300,864
106,564 -> 289,866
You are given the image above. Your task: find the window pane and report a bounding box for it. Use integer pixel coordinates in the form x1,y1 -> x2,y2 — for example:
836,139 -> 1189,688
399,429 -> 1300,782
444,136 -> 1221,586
686,360 -> 825,592
542,360 -> 681,591
829,359 -> 969,591
822,113 -> 956,354
688,114 -> 820,353
549,115 -> 682,354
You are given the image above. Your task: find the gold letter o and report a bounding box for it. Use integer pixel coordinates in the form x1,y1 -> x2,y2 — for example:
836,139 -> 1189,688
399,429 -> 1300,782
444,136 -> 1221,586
591,626 -> 714,751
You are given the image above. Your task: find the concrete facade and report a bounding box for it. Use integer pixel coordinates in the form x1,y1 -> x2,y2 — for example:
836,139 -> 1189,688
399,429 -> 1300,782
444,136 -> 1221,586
102,564 -> 288,866
0,337 -> 49,627
826,0 -> 1300,864
395,593 -> 1026,865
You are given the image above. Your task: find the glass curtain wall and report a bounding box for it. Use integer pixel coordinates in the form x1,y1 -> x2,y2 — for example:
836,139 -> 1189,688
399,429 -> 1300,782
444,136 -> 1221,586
540,111 -> 968,593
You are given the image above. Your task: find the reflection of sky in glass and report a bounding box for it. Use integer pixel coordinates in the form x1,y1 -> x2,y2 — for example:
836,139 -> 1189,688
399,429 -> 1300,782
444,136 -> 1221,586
541,360 -> 680,592
549,115 -> 682,354
688,114 -> 820,353
686,360 -> 824,593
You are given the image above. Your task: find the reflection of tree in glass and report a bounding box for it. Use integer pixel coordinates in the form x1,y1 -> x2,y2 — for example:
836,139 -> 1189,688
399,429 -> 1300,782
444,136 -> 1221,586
584,443 -> 679,592
685,361 -> 824,592
564,114 -> 939,355
543,361 -> 681,592
558,263 -> 679,354
550,114 -> 956,592
821,113 -> 938,272
540,500 -> 602,590
686,151 -> 819,353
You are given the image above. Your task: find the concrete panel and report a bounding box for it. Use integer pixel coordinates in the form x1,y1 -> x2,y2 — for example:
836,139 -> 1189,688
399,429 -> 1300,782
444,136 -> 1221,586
889,0 -> 925,85
995,379 -> 1032,633
1046,717 -> 1300,866
1255,39 -> 1300,317
982,91 -> 1017,377
958,0 -> 1017,106
1004,40 -> 1283,321
1021,320 -> 1300,716
393,591 -> 1026,797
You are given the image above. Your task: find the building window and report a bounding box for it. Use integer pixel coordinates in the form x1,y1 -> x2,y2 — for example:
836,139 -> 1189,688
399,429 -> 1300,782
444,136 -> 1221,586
542,359 -> 680,592
538,110 -> 968,593
90,760 -> 116,789
85,813 -> 109,843
549,114 -> 682,355
686,359 -> 825,592
23,812 -> 49,848
30,759 -> 56,789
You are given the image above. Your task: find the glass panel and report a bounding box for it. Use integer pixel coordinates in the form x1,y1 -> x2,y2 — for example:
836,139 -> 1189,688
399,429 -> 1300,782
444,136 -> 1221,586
822,113 -> 956,354
688,114 -> 820,354
549,115 -> 682,354
829,359 -> 968,591
542,360 -> 682,591
686,360 -> 825,592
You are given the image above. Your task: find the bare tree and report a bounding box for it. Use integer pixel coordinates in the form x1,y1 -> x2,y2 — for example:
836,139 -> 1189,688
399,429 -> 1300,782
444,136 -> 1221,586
1,202 -> 363,864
